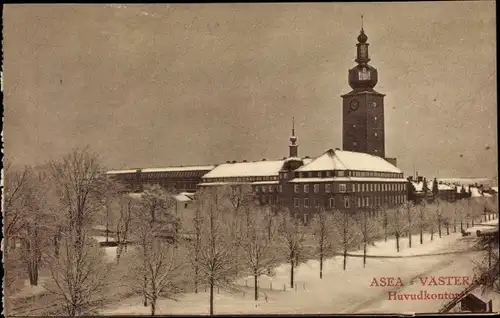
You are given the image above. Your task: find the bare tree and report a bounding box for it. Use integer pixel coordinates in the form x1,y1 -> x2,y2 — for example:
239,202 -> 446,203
3,162 -> 31,250
44,232 -> 111,316
310,208 -> 338,277
416,202 -> 427,244
276,209 -> 307,288
48,147 -> 104,248
241,202 -> 279,300
221,184 -> 254,277
190,202 -> 204,294
401,202 -> 416,248
434,199 -> 445,238
130,185 -> 179,309
388,206 -> 406,252
193,187 -> 240,315
129,206 -> 183,316
333,209 -> 361,270
378,204 -> 390,242
115,195 -> 135,264
353,207 -> 381,267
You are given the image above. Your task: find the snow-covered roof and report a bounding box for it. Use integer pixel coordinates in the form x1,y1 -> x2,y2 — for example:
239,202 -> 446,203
202,160 -> 285,178
174,193 -> 192,202
470,187 -> 483,197
252,181 -> 279,185
141,165 -> 215,173
106,169 -> 137,174
290,177 -> 408,183
296,149 -> 401,173
492,186 -> 498,193
438,183 -> 454,190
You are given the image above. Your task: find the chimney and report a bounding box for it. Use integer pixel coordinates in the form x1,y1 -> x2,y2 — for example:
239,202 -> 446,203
226,161 -> 231,163
242,160 -> 247,162
282,157 -> 287,160
232,160 -> 237,163
335,148 -> 340,151
262,158 -> 266,161
417,176 -> 423,183
408,176 -> 413,182
305,156 -> 310,159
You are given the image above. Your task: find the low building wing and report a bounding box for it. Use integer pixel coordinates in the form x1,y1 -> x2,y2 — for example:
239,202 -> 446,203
202,160 -> 285,179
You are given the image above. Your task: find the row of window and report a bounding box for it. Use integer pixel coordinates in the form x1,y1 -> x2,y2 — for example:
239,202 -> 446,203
356,195 -> 406,207
292,195 -> 407,209
281,170 -> 403,179
204,176 -> 278,183
293,182 -> 406,194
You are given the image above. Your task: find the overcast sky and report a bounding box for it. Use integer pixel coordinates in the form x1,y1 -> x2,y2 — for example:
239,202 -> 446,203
3,2 -> 497,179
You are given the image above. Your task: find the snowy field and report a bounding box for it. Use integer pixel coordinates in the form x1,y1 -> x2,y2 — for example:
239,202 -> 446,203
99,219 -> 499,315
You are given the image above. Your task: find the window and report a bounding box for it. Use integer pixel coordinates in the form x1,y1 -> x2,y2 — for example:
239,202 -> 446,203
326,171 -> 332,177
315,198 -> 320,207
294,198 -> 299,207
329,197 -> 335,208
269,185 -> 274,193
374,116 -> 378,121
308,172 -> 313,177
344,197 -> 350,208
374,132 -> 378,137
403,184 -> 407,191
370,184 -> 374,192
338,170 -> 345,177
294,184 -> 300,193
362,184 -> 365,192
352,184 -> 356,192
317,171 -> 322,177
184,203 -> 188,209
325,184 -> 331,193
304,184 -> 309,193
303,213 -> 308,224
339,184 -> 347,193
357,184 -> 361,192
366,197 -> 370,206
314,184 -> 320,193
279,185 -> 283,193
357,197 -> 362,208
262,195 -> 268,204
304,198 -> 309,208
262,186 -> 267,193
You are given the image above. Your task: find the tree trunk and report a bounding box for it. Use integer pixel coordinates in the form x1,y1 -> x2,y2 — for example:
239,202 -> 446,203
396,234 -> 400,252
210,276 -> 214,315
194,262 -> 199,294
446,224 -> 449,235
151,298 -> 156,316
254,273 -> 258,301
461,221 -> 464,231
343,246 -> 347,270
290,255 -> 295,288
143,276 -> 148,307
420,226 -> 423,245
454,220 -> 457,233
409,228 -> 412,248
431,228 -> 434,241
438,220 -> 442,238
319,253 -> 323,279
363,241 -> 367,268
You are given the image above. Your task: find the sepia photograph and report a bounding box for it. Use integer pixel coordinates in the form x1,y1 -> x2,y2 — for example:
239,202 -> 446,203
2,1 -> 498,316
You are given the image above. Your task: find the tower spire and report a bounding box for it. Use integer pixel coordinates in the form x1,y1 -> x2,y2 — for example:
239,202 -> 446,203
361,14 -> 364,30
289,117 -> 298,157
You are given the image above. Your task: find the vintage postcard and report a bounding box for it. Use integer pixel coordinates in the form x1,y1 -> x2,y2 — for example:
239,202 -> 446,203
2,2 -> 498,316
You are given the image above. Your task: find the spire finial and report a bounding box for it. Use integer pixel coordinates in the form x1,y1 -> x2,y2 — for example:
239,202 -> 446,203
361,14 -> 364,30
292,117 -> 295,136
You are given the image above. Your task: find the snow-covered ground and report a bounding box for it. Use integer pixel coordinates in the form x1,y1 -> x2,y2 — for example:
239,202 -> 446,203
100,218 -> 499,315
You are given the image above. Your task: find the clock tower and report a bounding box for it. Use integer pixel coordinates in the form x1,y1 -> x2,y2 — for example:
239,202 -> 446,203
341,24 -> 386,158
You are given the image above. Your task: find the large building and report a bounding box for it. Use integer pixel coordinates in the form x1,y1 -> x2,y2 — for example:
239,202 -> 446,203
107,26 -> 407,219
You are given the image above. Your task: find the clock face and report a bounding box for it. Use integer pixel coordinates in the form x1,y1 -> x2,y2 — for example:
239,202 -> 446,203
350,100 -> 359,111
